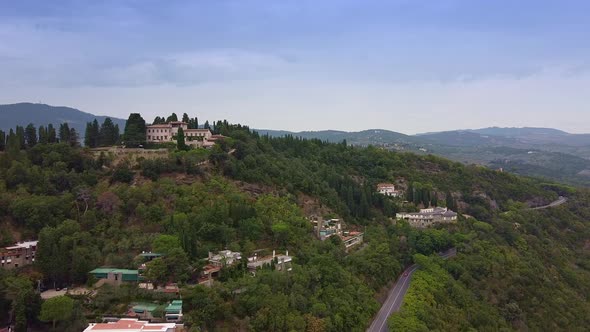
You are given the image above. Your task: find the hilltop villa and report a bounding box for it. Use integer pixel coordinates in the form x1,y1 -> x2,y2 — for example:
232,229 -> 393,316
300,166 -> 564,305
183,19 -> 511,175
146,121 -> 216,147
396,207 -> 458,228
377,183 -> 402,197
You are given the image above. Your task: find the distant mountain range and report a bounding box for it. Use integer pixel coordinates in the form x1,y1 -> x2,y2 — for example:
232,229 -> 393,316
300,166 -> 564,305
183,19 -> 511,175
0,103 -> 126,137
2,102 -> 589,187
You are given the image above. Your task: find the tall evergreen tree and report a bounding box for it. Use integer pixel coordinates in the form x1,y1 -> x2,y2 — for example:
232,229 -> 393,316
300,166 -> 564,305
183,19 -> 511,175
177,127 -> 187,150
152,116 -> 165,125
99,118 -> 118,146
123,113 -> 146,147
113,124 -> 120,144
406,183 -> 414,203
84,120 -> 100,148
204,120 -> 210,130
38,126 -> 48,144
24,123 -> 37,148
182,113 -> 190,123
194,117 -> 199,129
6,129 -> 21,155
446,192 -> 456,211
166,113 -> 178,123
69,128 -> 79,147
47,124 -> 57,143
15,125 -> 25,149
0,130 -> 5,151
59,123 -> 71,143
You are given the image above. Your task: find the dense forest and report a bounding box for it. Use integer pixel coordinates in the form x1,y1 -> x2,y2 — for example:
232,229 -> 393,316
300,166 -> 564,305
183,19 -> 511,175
0,118 -> 588,331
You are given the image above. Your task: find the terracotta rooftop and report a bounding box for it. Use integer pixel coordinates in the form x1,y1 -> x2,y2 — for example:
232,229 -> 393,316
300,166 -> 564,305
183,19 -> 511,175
83,318 -> 176,331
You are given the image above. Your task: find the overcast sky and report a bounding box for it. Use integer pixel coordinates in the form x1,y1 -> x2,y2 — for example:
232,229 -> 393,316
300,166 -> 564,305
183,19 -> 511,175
1,0 -> 589,134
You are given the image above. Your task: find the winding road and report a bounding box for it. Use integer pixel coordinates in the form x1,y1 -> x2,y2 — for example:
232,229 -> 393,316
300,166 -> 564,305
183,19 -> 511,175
367,248 -> 457,332
367,196 -> 568,332
530,196 -> 568,210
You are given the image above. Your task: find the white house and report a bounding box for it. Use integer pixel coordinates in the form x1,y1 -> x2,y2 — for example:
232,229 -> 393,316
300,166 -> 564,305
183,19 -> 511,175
208,250 -> 242,267
377,183 -> 401,197
83,319 -> 177,332
396,207 -> 458,228
146,121 -> 213,147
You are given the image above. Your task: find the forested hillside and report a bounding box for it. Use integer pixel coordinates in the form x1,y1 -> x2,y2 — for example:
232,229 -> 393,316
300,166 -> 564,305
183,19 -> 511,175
0,120 -> 588,331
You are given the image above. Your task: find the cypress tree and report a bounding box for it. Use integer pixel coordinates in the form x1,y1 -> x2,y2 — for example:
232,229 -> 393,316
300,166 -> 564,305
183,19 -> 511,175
182,113 -> 190,123
38,126 -> 48,144
123,113 -> 146,147
25,123 -> 37,148
431,191 -> 438,206
15,125 -> 25,149
0,130 -> 5,151
69,128 -> 79,147
204,120 -> 210,130
7,129 -> 20,155
47,124 -> 57,143
407,183 -> 414,202
166,113 -> 178,123
84,122 -> 93,147
99,118 -> 117,146
59,123 -> 71,143
177,127 -> 187,150
446,192 -> 456,211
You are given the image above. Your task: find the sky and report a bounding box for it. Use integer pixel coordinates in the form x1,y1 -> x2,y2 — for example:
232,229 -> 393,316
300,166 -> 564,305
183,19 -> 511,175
1,0 -> 589,134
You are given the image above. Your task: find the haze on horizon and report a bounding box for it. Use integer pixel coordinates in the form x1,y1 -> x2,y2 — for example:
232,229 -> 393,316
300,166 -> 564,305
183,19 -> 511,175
1,1 -> 589,135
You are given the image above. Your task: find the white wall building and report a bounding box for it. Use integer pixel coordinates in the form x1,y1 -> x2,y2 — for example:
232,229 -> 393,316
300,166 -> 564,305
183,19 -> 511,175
208,250 -> 242,267
146,121 -> 212,147
83,319 -> 177,332
396,207 -> 458,228
377,183 -> 401,197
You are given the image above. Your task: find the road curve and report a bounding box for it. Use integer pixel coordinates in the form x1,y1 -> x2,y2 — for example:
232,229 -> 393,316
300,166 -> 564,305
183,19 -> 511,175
530,196 -> 567,210
367,248 -> 457,332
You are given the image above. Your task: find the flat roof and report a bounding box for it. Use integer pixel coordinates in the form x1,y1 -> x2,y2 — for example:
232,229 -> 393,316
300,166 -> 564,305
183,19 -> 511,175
89,268 -> 139,275
5,240 -> 38,250
132,303 -> 160,313
83,319 -> 176,331
165,300 -> 182,313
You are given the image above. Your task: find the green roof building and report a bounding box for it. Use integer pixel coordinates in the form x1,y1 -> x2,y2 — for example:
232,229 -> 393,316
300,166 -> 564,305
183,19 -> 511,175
165,300 -> 183,322
89,268 -> 140,284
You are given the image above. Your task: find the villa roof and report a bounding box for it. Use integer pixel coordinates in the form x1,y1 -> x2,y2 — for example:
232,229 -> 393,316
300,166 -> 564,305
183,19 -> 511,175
377,183 -> 395,188
83,319 -> 176,331
89,268 -> 139,275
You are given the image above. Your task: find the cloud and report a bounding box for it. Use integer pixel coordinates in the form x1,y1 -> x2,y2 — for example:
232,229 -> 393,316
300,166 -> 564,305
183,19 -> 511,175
88,50 -> 293,87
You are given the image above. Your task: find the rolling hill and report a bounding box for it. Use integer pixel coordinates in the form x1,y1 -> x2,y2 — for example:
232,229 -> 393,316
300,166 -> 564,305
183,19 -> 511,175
0,103 -> 126,137
258,127 -> 590,187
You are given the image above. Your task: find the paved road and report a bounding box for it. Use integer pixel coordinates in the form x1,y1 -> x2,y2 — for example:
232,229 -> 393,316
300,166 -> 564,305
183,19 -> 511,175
367,248 -> 457,332
530,196 -> 567,210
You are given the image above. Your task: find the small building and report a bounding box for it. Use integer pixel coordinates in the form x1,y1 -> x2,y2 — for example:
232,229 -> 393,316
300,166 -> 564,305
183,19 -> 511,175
145,121 -> 213,147
247,250 -> 292,275
83,318 -> 176,332
0,240 -> 38,270
377,183 -> 401,197
339,232 -> 364,251
396,207 -> 458,228
137,252 -> 163,271
314,219 -> 342,240
165,300 -> 183,323
89,268 -> 140,285
129,303 -> 161,320
208,250 -> 242,267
